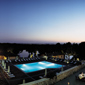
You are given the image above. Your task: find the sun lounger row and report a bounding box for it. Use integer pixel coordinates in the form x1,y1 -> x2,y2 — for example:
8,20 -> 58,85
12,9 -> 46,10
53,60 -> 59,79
5,57 -> 41,64
0,64 -> 15,79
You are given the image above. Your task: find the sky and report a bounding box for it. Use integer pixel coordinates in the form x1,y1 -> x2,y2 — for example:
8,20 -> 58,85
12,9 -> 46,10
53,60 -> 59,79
0,0 -> 85,44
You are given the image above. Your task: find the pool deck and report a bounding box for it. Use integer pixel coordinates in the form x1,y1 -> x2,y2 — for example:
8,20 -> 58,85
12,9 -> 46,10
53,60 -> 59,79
0,58 -> 83,85
19,64 -> 85,85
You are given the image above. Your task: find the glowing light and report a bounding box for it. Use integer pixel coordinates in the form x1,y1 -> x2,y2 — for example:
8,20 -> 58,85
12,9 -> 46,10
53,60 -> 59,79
68,82 -> 70,85
38,62 -> 46,65
46,63 -> 55,66
77,58 -> 79,61
22,64 -> 31,69
21,68 -> 24,70
23,64 -> 27,66
4,56 -> 7,60
38,67 -> 45,69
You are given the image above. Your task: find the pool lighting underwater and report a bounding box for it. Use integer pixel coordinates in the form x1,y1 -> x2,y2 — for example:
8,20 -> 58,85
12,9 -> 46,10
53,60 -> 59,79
15,61 -> 63,73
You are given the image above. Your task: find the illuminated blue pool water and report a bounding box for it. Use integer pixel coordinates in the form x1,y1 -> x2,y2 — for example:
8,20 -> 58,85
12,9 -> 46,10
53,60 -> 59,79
15,61 -> 63,73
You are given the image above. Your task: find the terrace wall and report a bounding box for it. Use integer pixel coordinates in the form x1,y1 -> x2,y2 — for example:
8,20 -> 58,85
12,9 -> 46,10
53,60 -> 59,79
56,65 -> 85,82
19,65 -> 85,85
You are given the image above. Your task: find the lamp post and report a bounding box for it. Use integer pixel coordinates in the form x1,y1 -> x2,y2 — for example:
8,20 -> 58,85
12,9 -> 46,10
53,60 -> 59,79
2,60 -> 4,67
4,63 -> 6,69
8,66 -> 10,73
30,53 -> 31,58
8,57 -> 10,61
23,56 -> 24,59
16,56 -> 18,60
23,79 -> 25,84
61,65 -> 63,72
45,69 -> 47,77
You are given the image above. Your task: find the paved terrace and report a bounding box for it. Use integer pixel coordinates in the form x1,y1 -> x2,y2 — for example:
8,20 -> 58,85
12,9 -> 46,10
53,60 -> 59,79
54,67 -> 85,85
0,58 -> 83,85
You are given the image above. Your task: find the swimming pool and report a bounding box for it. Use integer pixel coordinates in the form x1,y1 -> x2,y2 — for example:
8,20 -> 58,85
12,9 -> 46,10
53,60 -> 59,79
15,61 -> 63,73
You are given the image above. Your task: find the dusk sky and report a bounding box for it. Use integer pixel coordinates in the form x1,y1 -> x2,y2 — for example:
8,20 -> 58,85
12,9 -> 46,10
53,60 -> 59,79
0,0 -> 85,44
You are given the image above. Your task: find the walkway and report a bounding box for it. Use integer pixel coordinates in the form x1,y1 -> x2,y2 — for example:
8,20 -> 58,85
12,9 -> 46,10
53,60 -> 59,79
0,68 -> 8,85
54,67 -> 85,85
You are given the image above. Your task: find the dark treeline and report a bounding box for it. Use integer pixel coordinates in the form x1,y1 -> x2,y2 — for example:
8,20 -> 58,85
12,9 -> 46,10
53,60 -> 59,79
0,42 -> 85,59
